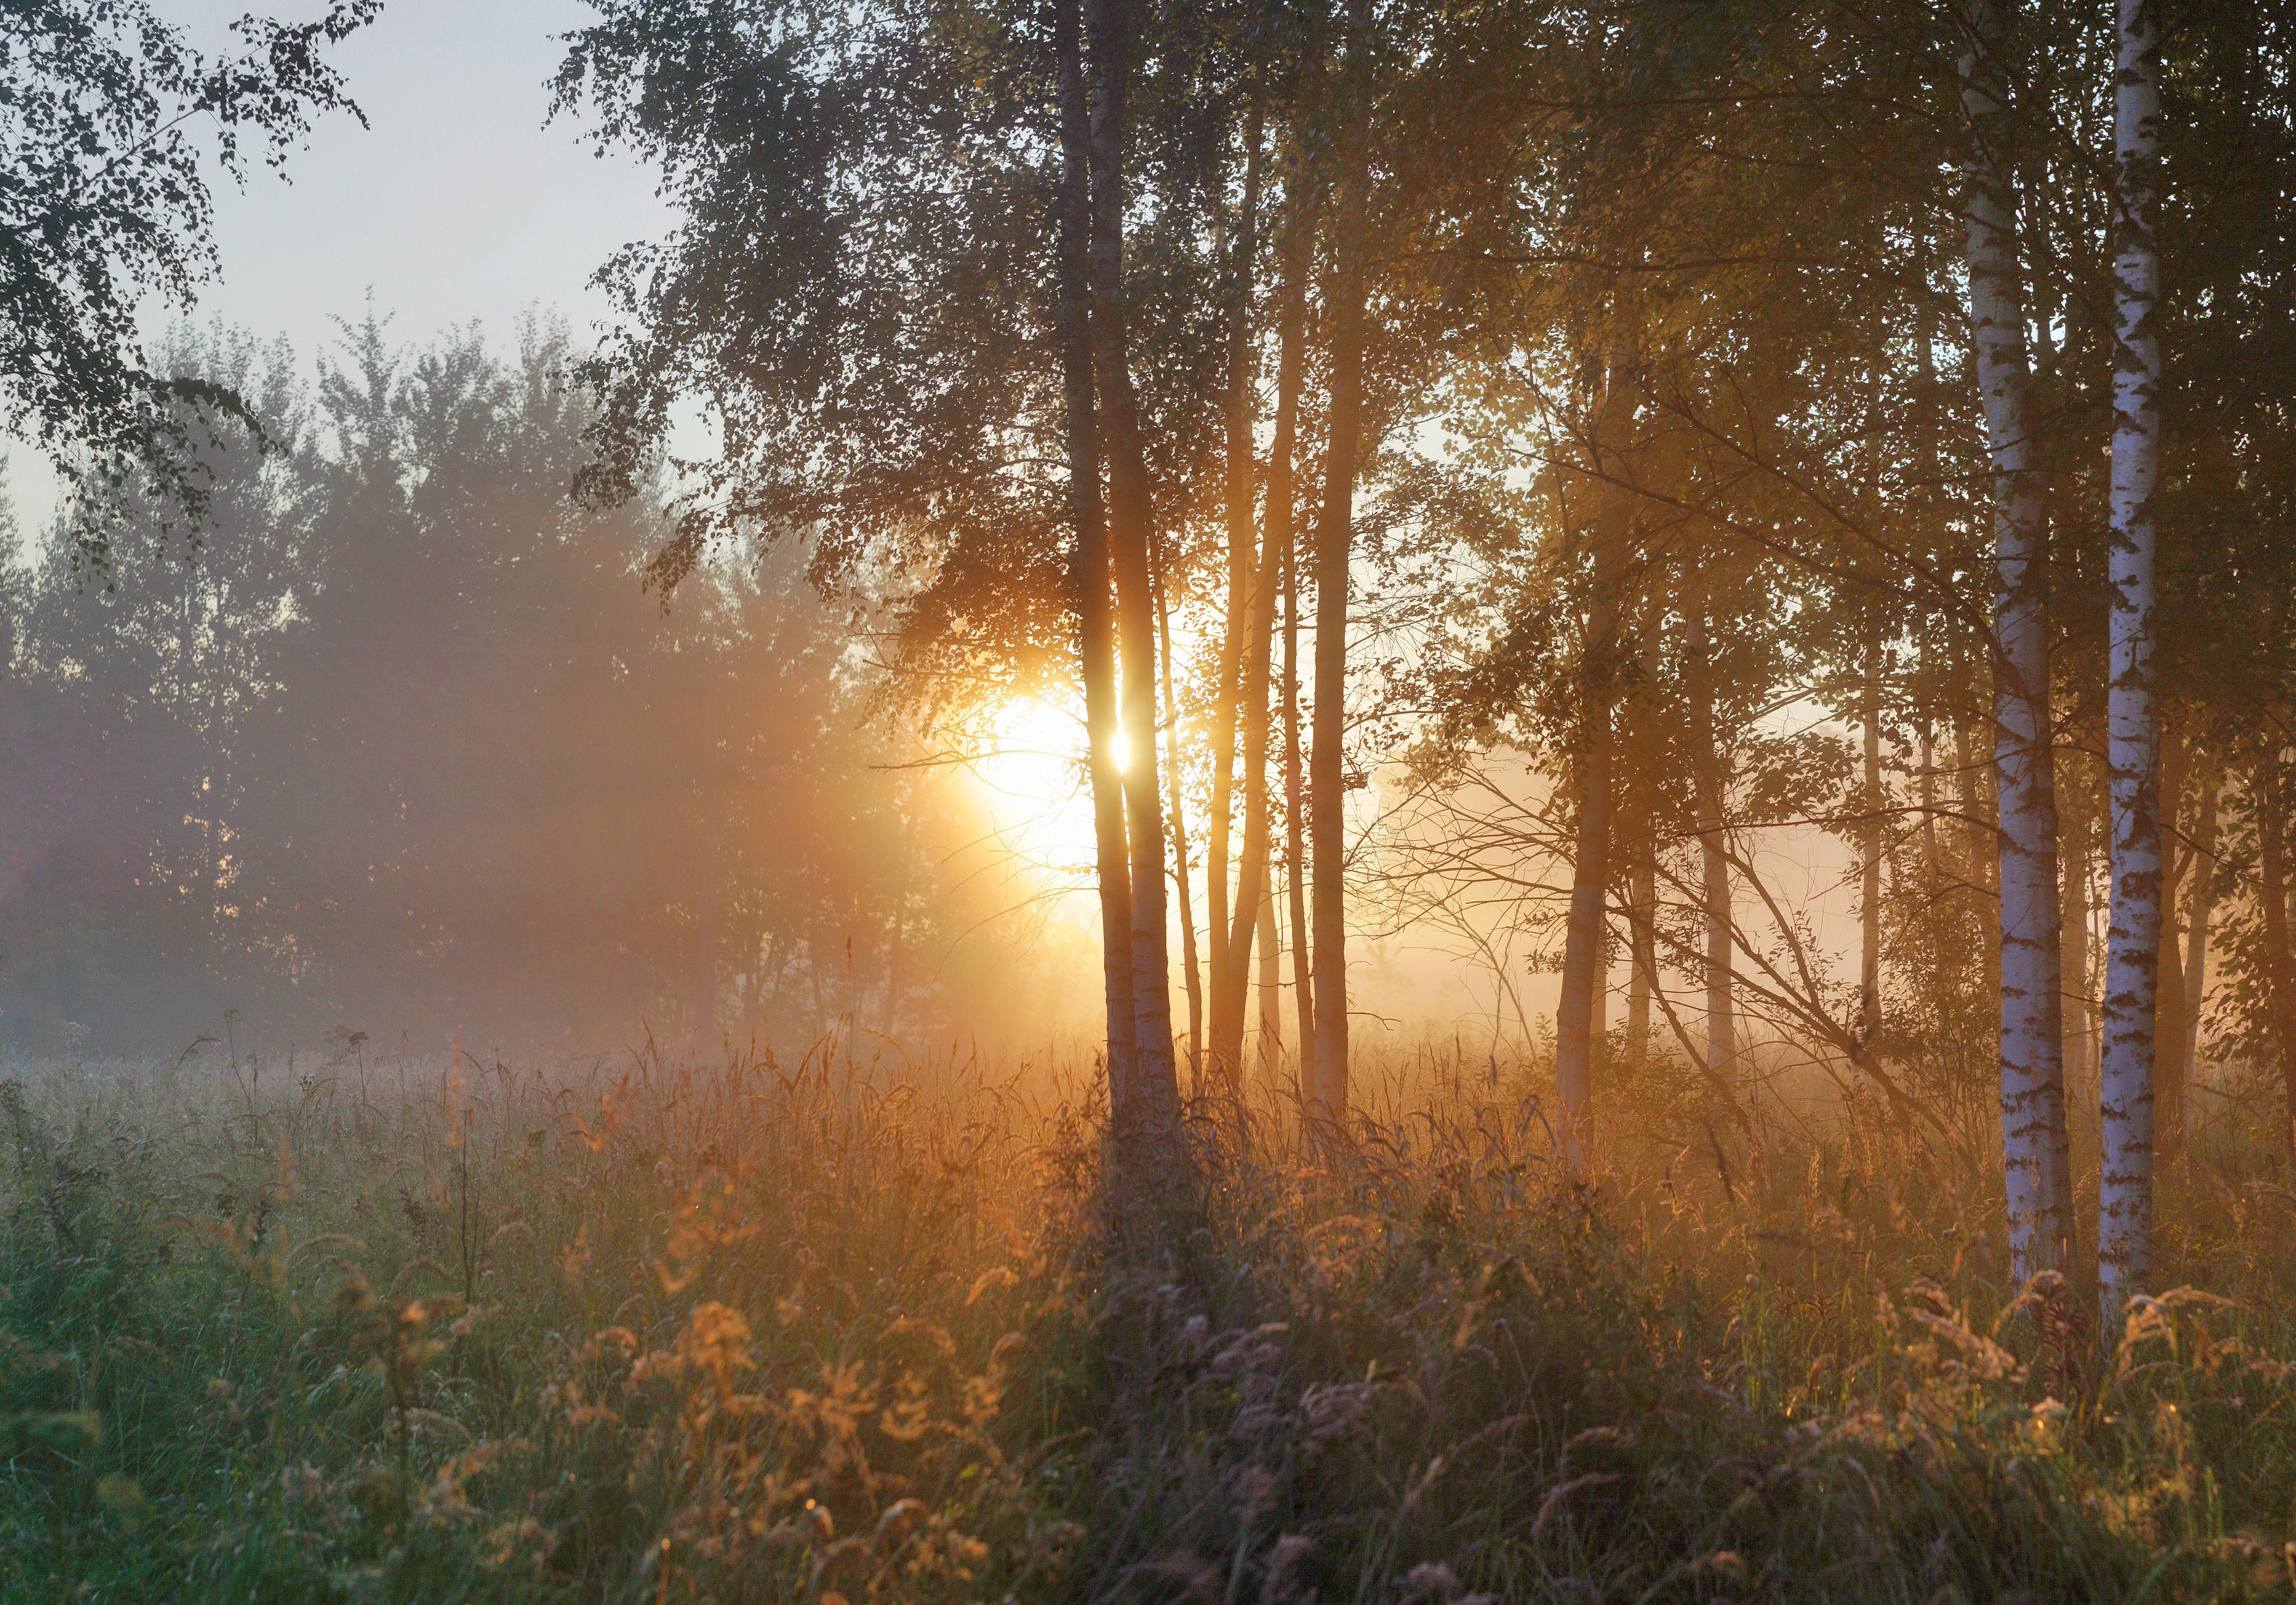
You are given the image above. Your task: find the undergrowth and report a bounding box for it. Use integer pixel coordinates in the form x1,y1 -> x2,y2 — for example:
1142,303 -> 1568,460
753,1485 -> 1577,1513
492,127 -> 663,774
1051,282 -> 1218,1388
5,1040 -> 2296,1602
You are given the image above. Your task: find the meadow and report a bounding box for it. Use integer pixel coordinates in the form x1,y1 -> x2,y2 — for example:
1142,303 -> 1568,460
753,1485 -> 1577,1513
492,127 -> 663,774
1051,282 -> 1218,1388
5,1038 -> 2296,1604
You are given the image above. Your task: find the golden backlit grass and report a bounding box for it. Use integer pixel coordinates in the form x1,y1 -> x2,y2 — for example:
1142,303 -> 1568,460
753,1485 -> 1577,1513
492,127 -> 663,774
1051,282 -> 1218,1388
6,1038 -> 2296,1602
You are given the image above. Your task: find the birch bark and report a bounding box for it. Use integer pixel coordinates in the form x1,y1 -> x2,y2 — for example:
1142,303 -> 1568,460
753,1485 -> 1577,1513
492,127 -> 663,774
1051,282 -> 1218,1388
1959,0 -> 2070,1282
2100,0 -> 2164,1323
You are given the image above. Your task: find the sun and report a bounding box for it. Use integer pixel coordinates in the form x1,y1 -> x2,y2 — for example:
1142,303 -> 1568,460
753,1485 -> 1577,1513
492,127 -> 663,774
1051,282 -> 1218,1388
974,693 -> 1123,876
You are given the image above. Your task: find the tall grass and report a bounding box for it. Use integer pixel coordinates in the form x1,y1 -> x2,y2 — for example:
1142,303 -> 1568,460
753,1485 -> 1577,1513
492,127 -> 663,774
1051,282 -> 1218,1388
6,1038 -> 2296,1602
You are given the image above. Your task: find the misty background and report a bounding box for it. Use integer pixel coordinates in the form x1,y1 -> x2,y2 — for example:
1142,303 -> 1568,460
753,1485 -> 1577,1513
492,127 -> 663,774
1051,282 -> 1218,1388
0,1 -> 1097,1057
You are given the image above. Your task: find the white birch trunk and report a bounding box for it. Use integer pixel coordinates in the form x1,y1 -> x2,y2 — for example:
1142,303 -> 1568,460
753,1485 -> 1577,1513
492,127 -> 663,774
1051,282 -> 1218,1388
2099,0 -> 2164,1327
1959,0 -> 2070,1284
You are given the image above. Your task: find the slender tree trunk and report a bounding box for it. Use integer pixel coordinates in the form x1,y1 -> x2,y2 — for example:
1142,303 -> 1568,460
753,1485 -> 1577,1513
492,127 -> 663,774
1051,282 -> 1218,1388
1687,591 -> 1734,1086
2099,0 -> 2164,1324
1956,708 -> 2009,1021
1213,147 -> 1300,1082
1206,114 -> 1265,1078
1860,619 -> 1884,1047
1256,884 -> 1282,1076
1157,565 -> 1204,1080
2257,759 -> 2296,1178
1086,11 -> 1184,1131
1959,0 -> 2070,1284
1623,611 -> 1658,1072
2181,767 -> 2220,1092
1056,0 -> 1136,1112
1920,716 -> 1942,885
1284,495 -> 1314,1101
2059,749 -> 2095,1102
1086,0 -> 1183,1137
1626,853 -> 1654,1071
2154,725 -> 2188,1170
1308,2 -> 1372,1130
1554,356 -> 1635,1165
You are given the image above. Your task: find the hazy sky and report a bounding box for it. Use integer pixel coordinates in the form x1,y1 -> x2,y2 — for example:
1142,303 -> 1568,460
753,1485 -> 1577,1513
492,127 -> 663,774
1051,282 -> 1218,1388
6,0 -> 672,526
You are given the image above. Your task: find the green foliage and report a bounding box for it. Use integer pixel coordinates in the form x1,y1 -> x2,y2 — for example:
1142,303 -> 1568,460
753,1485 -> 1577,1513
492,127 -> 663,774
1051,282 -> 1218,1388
0,1 -> 377,541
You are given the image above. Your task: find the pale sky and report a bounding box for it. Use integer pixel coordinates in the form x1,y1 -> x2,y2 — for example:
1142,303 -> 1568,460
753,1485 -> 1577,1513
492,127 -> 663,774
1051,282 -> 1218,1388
6,0 -> 674,531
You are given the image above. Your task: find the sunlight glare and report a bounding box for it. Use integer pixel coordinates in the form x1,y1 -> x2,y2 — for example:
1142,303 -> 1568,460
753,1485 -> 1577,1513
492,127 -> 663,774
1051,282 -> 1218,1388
975,695 -> 1103,876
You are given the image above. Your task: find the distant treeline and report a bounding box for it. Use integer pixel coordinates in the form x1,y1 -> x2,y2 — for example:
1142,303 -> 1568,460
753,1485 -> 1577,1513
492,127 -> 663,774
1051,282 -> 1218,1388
0,316 -> 1040,1055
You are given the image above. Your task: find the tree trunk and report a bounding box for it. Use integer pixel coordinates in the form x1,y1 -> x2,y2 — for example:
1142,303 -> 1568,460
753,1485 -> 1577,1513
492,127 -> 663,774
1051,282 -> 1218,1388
2256,759 -> 2296,1178
2099,0 -> 2164,1325
1626,853 -> 1654,1071
1085,0 -> 1181,1143
1206,113 -> 1264,1079
1082,2 -> 1182,1128
2154,725 -> 2188,1170
2181,766 -> 2220,1097
1959,0 -> 2070,1284
1056,0 -> 1136,1114
2059,748 -> 2095,1102
1284,489 -> 1314,1103
1554,356 -> 1635,1166
1623,607 -> 1659,1072
1687,590 -> 1734,1087
1256,883 -> 1282,1077
1920,716 -> 1942,886
1156,565 -> 1204,1081
1308,1 -> 1372,1130
1212,142 -> 1300,1083
1859,618 -> 1884,1047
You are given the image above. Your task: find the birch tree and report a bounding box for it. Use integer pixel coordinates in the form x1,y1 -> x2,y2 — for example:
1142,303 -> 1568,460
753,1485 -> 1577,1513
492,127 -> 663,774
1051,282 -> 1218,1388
2099,0 -> 2165,1324
1956,0 -> 2070,1284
